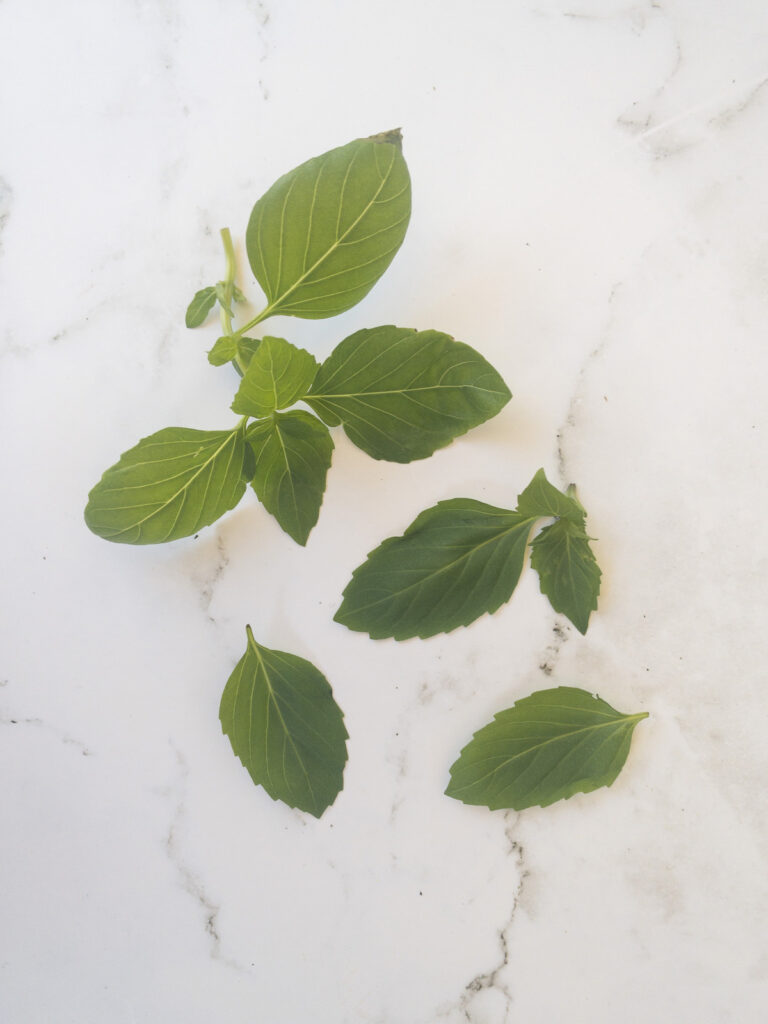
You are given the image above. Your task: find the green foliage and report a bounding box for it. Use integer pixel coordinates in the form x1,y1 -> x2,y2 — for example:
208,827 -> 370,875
245,133 -> 411,319
307,327 -> 511,462
446,686 -> 648,810
84,426 -> 248,544
185,286 -> 217,328
336,469 -> 600,638
530,518 -> 601,634
207,336 -> 238,366
231,337 -> 318,417
248,411 -> 334,546
335,500 -> 534,640
85,132 -> 633,822
220,627 -> 348,817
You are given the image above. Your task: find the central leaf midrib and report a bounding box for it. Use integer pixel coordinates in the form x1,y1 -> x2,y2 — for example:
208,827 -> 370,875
309,382 -> 504,400
249,636 -> 317,807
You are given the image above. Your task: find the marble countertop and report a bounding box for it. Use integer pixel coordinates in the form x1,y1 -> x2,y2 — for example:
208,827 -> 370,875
2,1 -> 768,1021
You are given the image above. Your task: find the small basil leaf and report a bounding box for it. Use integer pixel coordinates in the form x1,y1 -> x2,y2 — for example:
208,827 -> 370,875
248,411 -> 333,545
446,686 -> 648,811
185,286 -> 217,328
84,425 -> 247,544
307,326 -> 511,462
516,468 -> 585,524
529,518 -> 601,634
335,500 -> 536,640
231,336 -> 318,417
220,626 -> 348,817
208,336 -> 238,366
232,284 -> 248,304
245,133 -> 411,319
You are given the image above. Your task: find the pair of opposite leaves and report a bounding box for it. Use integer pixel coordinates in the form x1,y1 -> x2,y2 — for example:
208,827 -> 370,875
84,131 -> 647,817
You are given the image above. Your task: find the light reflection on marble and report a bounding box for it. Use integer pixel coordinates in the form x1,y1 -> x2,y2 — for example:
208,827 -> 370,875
2,1 -> 767,1021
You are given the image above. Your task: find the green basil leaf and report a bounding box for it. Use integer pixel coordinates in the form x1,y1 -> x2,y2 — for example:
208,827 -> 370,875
307,326 -> 511,462
516,467 -> 585,524
185,286 -> 217,328
248,411 -> 333,545
446,686 -> 648,811
245,133 -> 411,319
208,336 -> 238,366
232,284 -> 248,304
231,336 -> 318,417
335,500 -> 536,639
530,518 -> 601,634
84,425 -> 247,544
220,626 -> 348,817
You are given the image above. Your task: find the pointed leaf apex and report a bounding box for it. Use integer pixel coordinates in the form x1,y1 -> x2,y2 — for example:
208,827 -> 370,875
367,128 -> 403,149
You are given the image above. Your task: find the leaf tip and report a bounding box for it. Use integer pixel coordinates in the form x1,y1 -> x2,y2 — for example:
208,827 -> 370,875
366,127 -> 403,149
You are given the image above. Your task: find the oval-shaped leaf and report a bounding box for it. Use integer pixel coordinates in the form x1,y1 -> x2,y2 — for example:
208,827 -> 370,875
446,686 -> 648,811
231,336 -> 318,417
84,426 -> 247,544
220,627 -> 348,817
307,326 -> 512,462
185,286 -> 217,328
248,411 -> 334,545
335,500 -> 537,639
245,133 -> 411,319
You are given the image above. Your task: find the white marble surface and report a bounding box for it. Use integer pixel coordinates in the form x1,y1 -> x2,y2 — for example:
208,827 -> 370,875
2,1 -> 768,1020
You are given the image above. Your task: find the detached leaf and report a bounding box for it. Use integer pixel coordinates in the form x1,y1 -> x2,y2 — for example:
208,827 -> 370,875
530,518 -> 601,634
232,336 -> 318,417
248,411 -> 333,545
208,336 -> 238,366
446,686 -> 648,811
245,133 -> 411,319
84,426 -> 247,544
220,627 -> 348,817
336,468 -> 602,639
185,286 -> 217,328
335,500 -> 536,639
308,326 -> 511,462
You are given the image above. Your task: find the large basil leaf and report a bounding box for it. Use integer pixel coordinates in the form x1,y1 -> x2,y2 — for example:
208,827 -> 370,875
334,500 -> 536,639
248,411 -> 334,545
446,686 -> 648,810
84,425 -> 247,544
307,326 -> 512,462
220,627 -> 348,817
245,133 -> 411,319
231,336 -> 318,417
